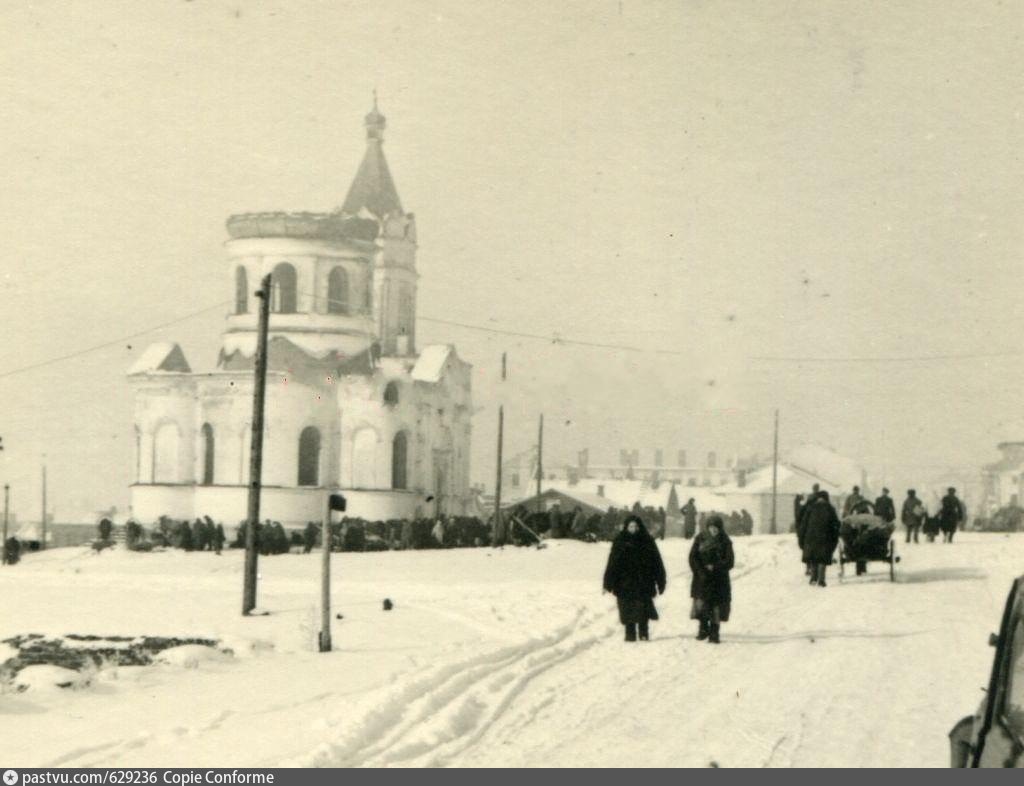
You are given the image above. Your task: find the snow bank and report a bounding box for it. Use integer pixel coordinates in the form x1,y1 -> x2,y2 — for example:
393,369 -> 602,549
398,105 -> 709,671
154,645 -> 230,669
12,665 -> 90,692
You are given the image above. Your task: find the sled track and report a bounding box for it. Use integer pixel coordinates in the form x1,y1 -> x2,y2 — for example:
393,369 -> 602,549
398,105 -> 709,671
292,607 -> 615,767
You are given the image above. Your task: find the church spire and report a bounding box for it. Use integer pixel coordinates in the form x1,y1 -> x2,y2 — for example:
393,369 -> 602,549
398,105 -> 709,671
340,94 -> 403,218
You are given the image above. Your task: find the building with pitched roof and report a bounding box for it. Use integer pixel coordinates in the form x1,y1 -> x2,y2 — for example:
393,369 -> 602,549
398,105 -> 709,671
128,102 -> 473,528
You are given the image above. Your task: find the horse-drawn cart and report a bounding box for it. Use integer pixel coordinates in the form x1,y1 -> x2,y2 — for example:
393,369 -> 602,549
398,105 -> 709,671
838,508 -> 900,581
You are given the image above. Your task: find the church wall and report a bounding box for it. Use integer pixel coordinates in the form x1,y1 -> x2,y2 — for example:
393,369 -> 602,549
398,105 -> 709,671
223,237 -> 376,360
131,376 -> 197,485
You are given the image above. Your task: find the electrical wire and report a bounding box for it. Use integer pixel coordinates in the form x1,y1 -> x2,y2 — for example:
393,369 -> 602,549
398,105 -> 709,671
0,300 -> 231,381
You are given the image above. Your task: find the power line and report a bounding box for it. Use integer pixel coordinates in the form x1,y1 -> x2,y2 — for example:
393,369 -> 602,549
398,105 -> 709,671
0,300 -> 231,381
750,350 -> 1022,364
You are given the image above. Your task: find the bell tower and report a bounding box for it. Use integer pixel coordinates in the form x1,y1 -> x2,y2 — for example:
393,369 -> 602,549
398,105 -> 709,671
340,94 -> 418,357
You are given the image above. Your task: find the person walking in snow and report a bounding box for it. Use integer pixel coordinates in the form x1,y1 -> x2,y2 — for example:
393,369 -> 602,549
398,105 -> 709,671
796,487 -> 819,576
689,515 -> 734,643
874,488 -> 896,524
602,515 -> 666,642
680,498 -> 698,539
802,490 -> 840,587
902,489 -> 925,544
939,487 -> 965,543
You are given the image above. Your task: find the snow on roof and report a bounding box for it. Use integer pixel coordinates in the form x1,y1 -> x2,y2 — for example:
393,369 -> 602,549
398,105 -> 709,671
128,342 -> 191,375
545,479 -> 678,512
784,443 -> 865,489
716,463 -> 844,495
672,486 -> 731,512
16,523 -> 44,541
411,345 -> 453,383
506,487 -> 614,515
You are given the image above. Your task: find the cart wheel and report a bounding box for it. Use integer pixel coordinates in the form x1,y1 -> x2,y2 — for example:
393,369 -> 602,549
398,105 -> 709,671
889,543 -> 896,582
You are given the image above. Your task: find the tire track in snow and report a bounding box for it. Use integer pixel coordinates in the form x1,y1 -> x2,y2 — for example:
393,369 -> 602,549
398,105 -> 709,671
287,607 -> 615,767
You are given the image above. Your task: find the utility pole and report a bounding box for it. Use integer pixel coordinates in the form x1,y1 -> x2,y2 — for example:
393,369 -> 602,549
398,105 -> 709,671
319,493 -> 332,652
536,414 -> 544,511
2,484 -> 8,565
41,459 -> 47,550
494,407 -> 505,544
493,353 -> 507,546
770,409 -> 779,535
243,273 -> 272,616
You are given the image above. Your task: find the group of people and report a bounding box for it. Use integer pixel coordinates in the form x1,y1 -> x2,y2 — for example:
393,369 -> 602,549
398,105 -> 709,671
679,498 -> 754,539
900,488 -> 965,544
602,513 -> 734,644
793,484 -> 967,586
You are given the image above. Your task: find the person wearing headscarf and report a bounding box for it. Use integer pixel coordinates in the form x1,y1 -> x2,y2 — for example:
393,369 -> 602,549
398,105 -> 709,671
602,515 -> 667,642
688,515 -> 735,643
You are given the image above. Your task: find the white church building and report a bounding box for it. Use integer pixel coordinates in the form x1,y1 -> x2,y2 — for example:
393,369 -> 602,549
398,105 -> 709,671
128,102 -> 473,528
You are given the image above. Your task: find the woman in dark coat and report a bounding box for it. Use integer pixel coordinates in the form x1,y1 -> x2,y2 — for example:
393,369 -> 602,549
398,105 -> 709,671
801,490 -> 840,587
689,515 -> 734,643
602,516 -> 666,642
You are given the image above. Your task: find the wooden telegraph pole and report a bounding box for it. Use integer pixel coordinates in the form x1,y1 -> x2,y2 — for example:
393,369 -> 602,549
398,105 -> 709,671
242,273 -> 272,616
320,493 -> 333,652
2,484 -> 8,565
770,409 -> 779,535
41,459 -> 47,550
536,414 -> 544,511
493,353 -> 507,546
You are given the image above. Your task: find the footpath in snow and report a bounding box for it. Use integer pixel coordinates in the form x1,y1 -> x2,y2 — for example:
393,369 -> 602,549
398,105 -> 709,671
0,533 -> 1019,767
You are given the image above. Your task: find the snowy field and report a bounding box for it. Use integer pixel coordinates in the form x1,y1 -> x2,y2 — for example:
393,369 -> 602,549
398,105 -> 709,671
0,533 -> 1021,768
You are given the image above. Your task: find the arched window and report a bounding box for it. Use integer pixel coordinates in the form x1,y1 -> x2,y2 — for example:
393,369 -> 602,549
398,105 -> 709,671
391,431 -> 408,490
327,267 -> 349,314
272,263 -> 297,314
383,381 -> 399,406
298,426 -> 321,486
234,267 -> 248,314
153,422 -> 180,483
201,423 -> 215,485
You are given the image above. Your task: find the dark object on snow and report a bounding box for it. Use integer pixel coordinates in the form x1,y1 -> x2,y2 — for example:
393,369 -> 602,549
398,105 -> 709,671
335,613 -> 344,620
602,518 -> 666,640
98,518 -> 113,542
383,598 -> 393,611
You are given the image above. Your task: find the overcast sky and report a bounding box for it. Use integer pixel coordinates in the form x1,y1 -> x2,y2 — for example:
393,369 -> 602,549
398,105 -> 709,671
1,0 -> 1021,519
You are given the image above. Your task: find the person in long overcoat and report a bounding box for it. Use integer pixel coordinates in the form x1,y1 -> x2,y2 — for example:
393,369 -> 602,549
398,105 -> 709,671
901,490 -> 925,544
801,490 -> 840,587
688,515 -> 735,643
939,488 -> 965,543
874,489 -> 896,524
602,516 -> 666,642
680,499 -> 698,539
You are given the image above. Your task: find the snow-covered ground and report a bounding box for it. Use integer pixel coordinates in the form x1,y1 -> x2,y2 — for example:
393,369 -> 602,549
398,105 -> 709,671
0,534 -> 1020,767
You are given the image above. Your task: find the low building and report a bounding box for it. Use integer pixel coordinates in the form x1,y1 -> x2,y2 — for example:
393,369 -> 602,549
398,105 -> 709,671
982,441 -> 1024,513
